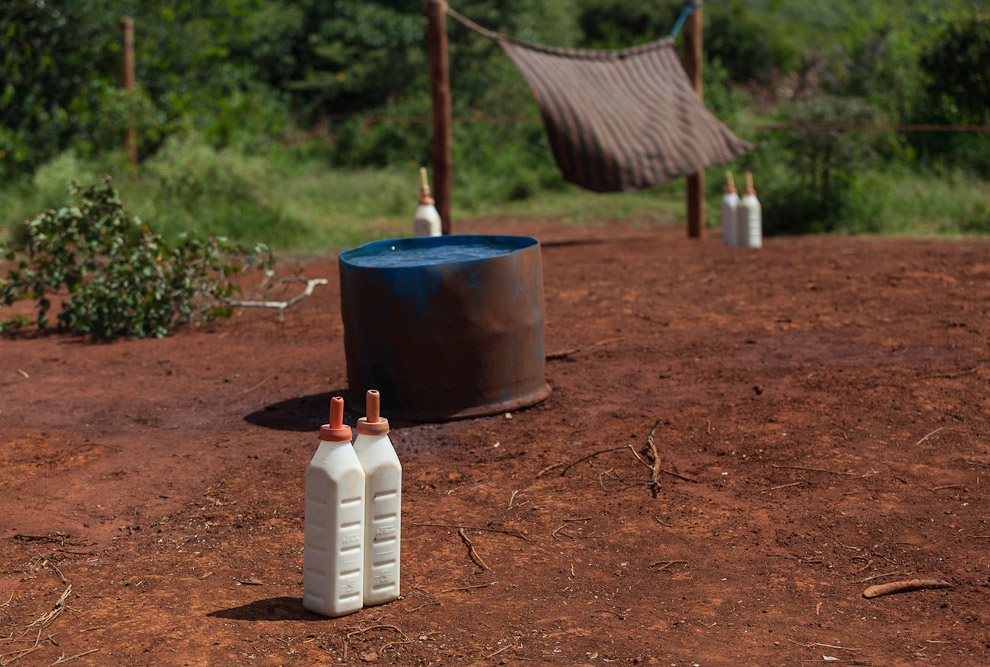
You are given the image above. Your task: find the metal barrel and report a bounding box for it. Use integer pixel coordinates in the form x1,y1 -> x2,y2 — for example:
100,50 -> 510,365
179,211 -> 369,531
339,235 -> 549,421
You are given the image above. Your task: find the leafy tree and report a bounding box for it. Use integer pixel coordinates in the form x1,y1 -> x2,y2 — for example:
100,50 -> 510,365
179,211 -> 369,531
913,12 -> 990,173
750,95 -> 892,234
0,178 -> 271,338
706,1 -> 799,85
919,12 -> 990,124
0,0 -> 118,177
576,0 -> 679,49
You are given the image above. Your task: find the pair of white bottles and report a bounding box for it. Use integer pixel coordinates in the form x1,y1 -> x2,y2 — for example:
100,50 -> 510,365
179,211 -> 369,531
302,390 -> 401,617
721,171 -> 762,248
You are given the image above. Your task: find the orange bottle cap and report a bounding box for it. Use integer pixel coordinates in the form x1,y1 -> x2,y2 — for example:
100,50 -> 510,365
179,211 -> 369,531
357,389 -> 390,436
319,396 -> 352,442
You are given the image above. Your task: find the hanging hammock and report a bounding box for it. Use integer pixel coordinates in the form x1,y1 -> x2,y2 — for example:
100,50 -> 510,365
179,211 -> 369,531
449,9 -> 752,193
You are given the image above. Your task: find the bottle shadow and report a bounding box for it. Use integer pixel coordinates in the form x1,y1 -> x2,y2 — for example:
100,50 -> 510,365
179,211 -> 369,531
243,391 -> 341,432
244,389 -> 419,431
207,596 -> 321,621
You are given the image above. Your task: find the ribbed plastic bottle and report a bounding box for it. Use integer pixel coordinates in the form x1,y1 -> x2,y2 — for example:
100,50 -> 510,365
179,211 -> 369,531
302,396 -> 365,617
720,171 -> 739,246
737,171 -> 763,248
352,389 -> 402,606
413,167 -> 442,238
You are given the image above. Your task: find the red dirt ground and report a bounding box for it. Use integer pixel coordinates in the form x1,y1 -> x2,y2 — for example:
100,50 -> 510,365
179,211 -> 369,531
2,217 -> 990,666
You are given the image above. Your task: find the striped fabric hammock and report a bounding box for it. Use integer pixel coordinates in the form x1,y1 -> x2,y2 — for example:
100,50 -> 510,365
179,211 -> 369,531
497,36 -> 752,192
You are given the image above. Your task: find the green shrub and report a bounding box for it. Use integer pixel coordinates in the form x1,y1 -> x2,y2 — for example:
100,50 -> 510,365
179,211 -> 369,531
741,95 -> 896,234
706,1 -> 800,84
137,135 -> 308,245
956,200 -> 990,234
0,178 -> 271,338
912,12 -> 990,174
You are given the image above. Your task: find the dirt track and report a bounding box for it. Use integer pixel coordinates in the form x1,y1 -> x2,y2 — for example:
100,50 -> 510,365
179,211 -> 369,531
2,217 -> 989,666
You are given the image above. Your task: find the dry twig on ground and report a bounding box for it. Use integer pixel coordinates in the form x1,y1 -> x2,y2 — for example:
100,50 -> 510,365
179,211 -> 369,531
458,527 -> 490,571
644,419 -> 662,498
863,579 -> 952,599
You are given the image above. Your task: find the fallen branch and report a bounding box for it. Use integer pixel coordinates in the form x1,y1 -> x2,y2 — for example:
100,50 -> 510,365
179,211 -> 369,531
545,347 -> 580,360
27,586 -> 71,631
772,464 -> 856,476
648,560 -> 687,571
484,644 -> 518,658
551,517 -> 590,541
863,579 -> 952,599
644,419 -> 662,498
760,480 -> 807,493
917,364 -> 985,380
915,428 -> 944,446
410,523 -> 530,541
657,468 -> 699,483
786,639 -> 860,652
51,648 -> 100,664
458,527 -> 490,571
439,582 -> 495,593
558,446 -> 630,477
227,277 -> 328,322
536,462 -> 566,477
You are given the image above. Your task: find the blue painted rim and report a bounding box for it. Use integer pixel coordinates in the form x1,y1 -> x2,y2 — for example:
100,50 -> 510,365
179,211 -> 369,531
339,234 -> 539,269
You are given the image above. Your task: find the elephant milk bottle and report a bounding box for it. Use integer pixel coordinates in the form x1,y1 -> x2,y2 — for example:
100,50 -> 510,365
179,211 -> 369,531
738,171 -> 763,248
413,167 -> 442,237
352,389 -> 402,606
720,171 -> 739,246
303,396 -> 365,617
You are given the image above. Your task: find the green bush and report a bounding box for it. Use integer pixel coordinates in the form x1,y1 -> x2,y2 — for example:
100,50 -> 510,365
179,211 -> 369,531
957,200 -> 990,234
743,95 -> 895,234
706,1 -> 800,85
137,135 -> 308,245
912,12 -> 990,174
0,178 -> 271,338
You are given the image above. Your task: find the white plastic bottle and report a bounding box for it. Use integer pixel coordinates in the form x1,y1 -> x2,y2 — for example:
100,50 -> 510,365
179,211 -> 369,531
737,171 -> 763,248
352,389 -> 402,606
413,167 -> 442,237
720,171 -> 739,246
303,396 -> 365,617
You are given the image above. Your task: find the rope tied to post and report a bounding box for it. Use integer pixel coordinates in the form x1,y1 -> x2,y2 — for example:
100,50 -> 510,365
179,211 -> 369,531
670,2 -> 702,38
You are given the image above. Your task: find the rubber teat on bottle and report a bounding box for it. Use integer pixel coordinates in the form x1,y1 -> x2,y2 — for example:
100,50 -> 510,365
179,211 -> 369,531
419,167 -> 435,205
319,396 -> 353,442
744,171 -> 756,195
357,389 -> 390,436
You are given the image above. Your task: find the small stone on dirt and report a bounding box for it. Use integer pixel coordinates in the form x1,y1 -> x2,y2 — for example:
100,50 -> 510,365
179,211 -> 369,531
361,651 -> 378,662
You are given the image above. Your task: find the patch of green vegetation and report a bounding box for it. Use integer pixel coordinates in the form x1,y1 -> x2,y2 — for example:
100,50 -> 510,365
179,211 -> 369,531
2,0 -> 989,251
1,179 -> 271,338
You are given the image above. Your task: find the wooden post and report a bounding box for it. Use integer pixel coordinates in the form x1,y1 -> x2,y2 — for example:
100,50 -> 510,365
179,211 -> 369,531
120,17 -> 138,173
682,1 -> 704,238
426,0 -> 453,234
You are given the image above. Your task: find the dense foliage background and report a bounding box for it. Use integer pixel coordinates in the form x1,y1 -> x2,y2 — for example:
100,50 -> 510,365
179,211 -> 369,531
1,0 -> 989,247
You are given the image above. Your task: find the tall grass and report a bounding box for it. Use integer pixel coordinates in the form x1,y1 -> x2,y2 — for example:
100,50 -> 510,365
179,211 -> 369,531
1,136 -> 986,254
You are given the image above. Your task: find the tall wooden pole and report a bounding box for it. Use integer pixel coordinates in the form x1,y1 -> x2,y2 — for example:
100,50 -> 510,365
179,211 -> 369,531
120,17 -> 138,173
682,1 -> 704,238
426,0 -> 453,234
